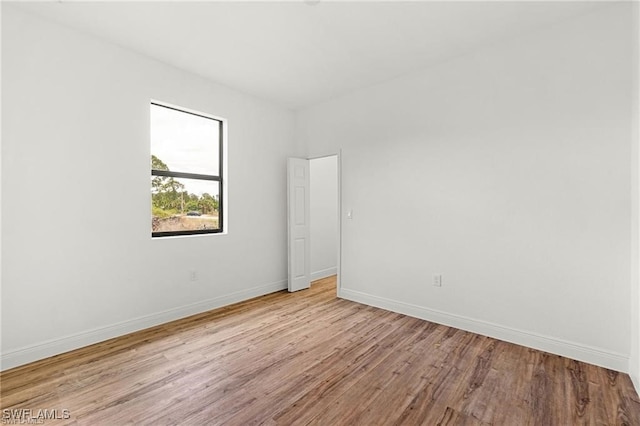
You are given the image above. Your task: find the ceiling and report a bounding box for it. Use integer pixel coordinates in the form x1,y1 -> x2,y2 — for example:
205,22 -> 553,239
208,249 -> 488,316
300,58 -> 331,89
8,1 -> 607,110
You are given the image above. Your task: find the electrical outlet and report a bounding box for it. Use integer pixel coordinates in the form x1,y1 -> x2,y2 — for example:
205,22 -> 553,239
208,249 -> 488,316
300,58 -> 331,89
433,274 -> 442,287
189,270 -> 198,282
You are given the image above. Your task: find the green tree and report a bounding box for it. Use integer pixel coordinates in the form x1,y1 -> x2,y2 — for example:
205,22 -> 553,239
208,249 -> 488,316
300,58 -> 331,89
185,200 -> 199,212
151,155 -> 185,213
199,193 -> 218,214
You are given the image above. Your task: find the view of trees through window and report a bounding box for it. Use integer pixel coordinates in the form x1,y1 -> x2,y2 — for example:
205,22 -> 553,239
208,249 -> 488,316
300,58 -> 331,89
151,103 -> 223,236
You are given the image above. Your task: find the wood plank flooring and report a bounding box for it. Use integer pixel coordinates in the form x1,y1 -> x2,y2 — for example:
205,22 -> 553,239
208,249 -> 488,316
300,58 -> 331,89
1,276 -> 639,425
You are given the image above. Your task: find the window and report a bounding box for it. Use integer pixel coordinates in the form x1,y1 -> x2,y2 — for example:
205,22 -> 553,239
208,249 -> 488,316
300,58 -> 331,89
150,102 -> 224,237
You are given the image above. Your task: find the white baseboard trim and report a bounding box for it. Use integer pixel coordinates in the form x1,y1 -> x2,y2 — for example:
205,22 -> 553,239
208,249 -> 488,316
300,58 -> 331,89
1,279 -> 288,371
632,371 -> 640,397
338,288 -> 629,373
310,267 -> 338,282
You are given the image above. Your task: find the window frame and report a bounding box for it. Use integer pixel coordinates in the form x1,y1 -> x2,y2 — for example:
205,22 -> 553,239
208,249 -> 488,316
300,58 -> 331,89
151,101 -> 224,238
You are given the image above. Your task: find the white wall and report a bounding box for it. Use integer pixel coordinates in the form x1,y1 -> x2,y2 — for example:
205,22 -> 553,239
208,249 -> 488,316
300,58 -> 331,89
310,156 -> 338,281
1,6 -> 296,369
0,3 -> 4,368
297,4 -> 634,371
631,0 -> 640,395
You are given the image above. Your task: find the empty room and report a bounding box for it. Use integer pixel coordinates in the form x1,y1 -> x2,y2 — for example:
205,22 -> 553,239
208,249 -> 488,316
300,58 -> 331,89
1,1 -> 640,424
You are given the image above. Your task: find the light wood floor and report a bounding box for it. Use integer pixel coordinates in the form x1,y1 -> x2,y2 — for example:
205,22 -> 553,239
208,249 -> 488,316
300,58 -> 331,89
1,276 -> 639,425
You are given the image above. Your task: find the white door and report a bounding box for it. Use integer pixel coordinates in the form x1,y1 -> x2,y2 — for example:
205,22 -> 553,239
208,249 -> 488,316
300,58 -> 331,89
287,158 -> 311,292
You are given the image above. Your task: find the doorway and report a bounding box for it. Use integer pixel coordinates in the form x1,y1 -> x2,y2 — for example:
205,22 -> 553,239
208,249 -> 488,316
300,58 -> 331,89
309,155 -> 339,289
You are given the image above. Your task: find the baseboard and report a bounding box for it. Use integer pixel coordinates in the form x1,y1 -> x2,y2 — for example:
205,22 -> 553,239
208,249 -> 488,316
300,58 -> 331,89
339,288 -> 629,373
632,371 -> 640,397
1,279 -> 288,371
310,267 -> 337,282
